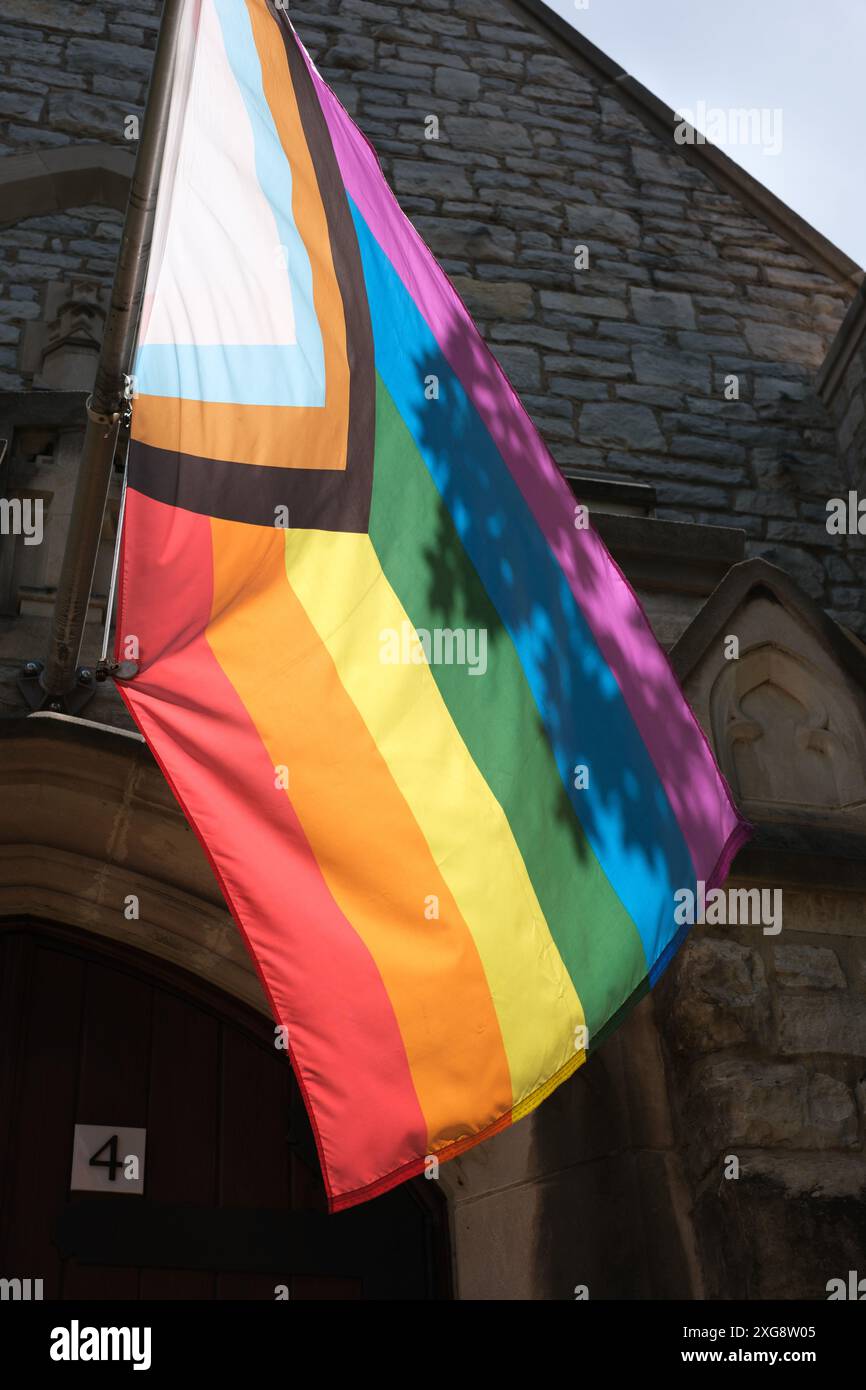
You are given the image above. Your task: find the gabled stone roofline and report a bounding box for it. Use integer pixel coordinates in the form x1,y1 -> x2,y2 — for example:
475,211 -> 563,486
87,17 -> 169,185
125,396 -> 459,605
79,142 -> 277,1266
816,279 -> 866,405
669,557 -> 866,686
3,19 -> 860,303
510,0 -> 863,296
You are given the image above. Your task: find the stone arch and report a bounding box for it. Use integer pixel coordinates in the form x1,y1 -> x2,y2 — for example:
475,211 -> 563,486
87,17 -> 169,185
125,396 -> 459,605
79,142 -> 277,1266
1,920 -> 452,1297
0,710 -> 461,1280
0,712 -> 265,1011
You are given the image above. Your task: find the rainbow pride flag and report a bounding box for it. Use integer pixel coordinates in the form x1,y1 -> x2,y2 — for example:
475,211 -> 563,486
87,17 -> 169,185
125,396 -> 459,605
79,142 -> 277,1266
118,0 -> 750,1210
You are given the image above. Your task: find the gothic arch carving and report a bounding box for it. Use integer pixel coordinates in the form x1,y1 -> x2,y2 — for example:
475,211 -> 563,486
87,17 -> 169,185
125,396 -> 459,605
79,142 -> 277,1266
711,642 -> 866,811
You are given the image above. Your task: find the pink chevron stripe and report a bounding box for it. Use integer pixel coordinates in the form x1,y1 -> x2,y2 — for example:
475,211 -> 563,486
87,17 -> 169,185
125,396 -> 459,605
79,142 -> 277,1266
296,30 -> 746,881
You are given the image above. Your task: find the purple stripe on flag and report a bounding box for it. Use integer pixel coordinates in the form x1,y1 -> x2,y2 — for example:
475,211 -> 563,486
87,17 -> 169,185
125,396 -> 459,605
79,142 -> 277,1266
297,31 -> 747,883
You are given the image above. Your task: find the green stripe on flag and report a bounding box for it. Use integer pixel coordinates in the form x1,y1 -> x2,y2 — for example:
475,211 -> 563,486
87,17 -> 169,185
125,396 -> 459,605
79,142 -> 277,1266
369,374 -> 648,1038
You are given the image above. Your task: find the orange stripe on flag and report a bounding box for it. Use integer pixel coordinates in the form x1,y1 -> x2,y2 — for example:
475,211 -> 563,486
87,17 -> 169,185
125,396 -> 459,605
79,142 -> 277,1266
205,519 -> 514,1151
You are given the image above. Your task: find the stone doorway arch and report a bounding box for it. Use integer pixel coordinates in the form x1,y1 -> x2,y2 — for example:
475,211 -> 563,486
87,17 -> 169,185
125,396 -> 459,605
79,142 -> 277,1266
0,713 -> 452,1297
0,919 -> 450,1298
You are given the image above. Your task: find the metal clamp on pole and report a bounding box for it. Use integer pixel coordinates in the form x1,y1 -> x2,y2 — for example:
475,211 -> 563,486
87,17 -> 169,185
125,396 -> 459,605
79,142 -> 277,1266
29,0 -> 186,712
84,396 -> 123,432
95,660 -> 140,683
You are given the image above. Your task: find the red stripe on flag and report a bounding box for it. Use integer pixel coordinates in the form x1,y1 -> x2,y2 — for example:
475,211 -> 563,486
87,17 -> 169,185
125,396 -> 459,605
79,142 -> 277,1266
116,491 -> 428,1205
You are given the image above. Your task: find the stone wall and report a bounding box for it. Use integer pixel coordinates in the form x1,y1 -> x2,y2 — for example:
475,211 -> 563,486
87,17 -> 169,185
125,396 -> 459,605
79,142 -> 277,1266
1,0 -> 863,630
0,0 -> 154,387
658,893 -> 866,1300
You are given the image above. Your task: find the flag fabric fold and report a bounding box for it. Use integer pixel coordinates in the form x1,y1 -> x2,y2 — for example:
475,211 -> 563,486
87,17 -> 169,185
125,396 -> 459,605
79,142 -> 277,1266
117,0 -> 750,1211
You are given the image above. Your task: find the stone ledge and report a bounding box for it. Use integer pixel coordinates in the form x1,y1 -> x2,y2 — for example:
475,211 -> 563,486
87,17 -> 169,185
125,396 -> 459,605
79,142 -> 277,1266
0,144 -> 134,227
592,511 -> 745,594
563,470 -> 655,516
732,822 -> 866,893
0,388 -> 88,433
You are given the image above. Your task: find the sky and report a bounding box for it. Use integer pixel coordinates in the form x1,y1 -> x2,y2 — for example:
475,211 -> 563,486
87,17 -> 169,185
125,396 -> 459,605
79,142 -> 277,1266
546,0 -> 865,269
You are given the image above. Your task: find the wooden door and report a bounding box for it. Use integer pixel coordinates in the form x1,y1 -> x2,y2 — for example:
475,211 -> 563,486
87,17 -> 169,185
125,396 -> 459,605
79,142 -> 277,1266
0,923 -> 449,1299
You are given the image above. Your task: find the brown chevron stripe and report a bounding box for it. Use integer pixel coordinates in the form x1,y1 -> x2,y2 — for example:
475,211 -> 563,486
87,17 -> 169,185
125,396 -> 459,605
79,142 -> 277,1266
129,435 -> 374,531
131,4 -> 375,535
267,1 -> 375,528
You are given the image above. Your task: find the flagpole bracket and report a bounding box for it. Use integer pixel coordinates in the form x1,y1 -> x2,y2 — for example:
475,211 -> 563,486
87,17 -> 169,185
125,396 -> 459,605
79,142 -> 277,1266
84,395 -> 122,436
18,660 -> 98,715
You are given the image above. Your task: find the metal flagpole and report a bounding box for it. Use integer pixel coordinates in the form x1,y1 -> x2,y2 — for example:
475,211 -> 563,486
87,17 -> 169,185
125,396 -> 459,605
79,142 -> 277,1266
29,0 -> 186,709
99,428 -> 131,668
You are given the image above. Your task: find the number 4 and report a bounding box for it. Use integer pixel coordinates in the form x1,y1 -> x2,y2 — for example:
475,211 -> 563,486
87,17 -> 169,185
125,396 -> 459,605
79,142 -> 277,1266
89,1134 -> 124,1182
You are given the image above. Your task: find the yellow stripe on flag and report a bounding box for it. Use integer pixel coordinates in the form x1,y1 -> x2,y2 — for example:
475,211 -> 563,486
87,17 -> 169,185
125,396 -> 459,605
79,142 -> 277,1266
284,526 -> 587,1104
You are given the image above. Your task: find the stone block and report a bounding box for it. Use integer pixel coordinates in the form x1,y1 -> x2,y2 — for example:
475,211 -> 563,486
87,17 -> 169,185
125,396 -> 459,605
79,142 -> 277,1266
633,347 -> 710,393
48,93 -> 137,141
695,1152 -> 866,1299
774,944 -> 846,990
490,324 -> 569,351
743,320 -> 826,369
1,0 -> 104,32
541,290 -> 627,322
667,937 -> 770,1052
434,66 -> 479,102
328,34 -> 375,69
777,993 -> 866,1057
615,384 -> 684,409
392,159 -> 472,199
450,276 -> 533,319
548,380 -> 609,403
66,37 -> 153,78
632,146 -> 706,188
687,1057 -> 857,1161
631,287 -> 696,329
491,344 -> 541,391
0,91 -> 45,122
565,205 -> 640,247
412,215 -> 515,264
526,52 -> 593,89
476,23 -> 547,46
579,402 -> 663,450
446,115 -> 532,153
